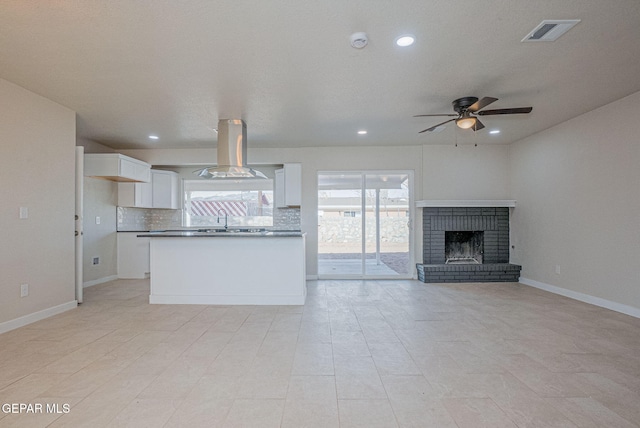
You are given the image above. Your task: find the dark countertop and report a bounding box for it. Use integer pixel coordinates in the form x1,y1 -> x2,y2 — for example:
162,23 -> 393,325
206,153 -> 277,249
136,229 -> 304,238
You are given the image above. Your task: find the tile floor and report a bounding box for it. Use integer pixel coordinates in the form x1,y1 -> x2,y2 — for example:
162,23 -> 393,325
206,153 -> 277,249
317,259 -> 399,276
1,279 -> 640,427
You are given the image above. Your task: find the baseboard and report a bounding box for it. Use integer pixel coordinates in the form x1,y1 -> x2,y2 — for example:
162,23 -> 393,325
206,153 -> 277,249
83,275 -> 118,288
0,300 -> 78,335
519,277 -> 640,319
306,275 -> 318,280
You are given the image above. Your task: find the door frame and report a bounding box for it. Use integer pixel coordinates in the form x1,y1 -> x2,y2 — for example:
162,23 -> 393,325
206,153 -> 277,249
317,170 -> 414,279
75,146 -> 84,303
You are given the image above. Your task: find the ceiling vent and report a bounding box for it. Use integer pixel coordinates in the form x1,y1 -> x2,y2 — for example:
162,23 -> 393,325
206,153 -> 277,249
521,19 -> 580,42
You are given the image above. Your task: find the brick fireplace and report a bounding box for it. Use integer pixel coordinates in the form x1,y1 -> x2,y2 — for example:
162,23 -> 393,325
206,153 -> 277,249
416,205 -> 521,283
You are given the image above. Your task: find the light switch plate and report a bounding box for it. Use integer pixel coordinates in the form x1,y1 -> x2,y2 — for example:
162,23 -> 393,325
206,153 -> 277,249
19,207 -> 28,219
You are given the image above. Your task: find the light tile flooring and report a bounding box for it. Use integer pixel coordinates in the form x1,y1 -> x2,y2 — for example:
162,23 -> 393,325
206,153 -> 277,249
318,259 -> 398,276
1,279 -> 640,427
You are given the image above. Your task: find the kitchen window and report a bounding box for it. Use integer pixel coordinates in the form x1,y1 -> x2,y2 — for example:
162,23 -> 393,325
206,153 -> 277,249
183,179 -> 274,227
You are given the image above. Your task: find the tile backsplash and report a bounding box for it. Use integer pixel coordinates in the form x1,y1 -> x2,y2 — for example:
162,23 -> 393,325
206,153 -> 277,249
273,207 -> 301,230
117,206 -> 301,231
117,207 -> 183,231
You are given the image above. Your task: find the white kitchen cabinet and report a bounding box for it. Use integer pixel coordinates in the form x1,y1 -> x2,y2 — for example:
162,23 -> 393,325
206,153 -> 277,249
118,180 -> 152,208
151,170 -> 180,209
85,153 -> 151,182
117,232 -> 150,279
275,163 -> 302,208
118,169 -> 179,209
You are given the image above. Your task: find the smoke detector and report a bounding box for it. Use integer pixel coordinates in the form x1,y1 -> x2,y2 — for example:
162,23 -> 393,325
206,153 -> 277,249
350,32 -> 368,49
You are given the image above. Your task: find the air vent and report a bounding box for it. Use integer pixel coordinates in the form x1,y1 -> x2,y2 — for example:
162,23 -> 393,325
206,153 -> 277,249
522,19 -> 580,42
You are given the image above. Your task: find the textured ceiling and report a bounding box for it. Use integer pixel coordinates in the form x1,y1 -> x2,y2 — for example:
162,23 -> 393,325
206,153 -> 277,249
1,0 -> 639,149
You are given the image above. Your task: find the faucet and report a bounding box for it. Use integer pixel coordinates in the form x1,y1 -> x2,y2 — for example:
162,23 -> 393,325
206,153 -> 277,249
217,209 -> 228,229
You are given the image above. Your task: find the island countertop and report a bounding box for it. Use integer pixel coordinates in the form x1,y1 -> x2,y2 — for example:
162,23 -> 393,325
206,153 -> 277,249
137,229 -> 304,238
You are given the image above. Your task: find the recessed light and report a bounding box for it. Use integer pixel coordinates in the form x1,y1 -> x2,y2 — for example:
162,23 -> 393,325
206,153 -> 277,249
148,135 -> 159,140
489,130 -> 500,134
395,35 -> 415,47
357,130 -> 367,135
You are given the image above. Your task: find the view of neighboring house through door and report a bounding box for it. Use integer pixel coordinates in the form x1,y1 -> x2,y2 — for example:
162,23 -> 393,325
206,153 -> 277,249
317,171 -> 413,278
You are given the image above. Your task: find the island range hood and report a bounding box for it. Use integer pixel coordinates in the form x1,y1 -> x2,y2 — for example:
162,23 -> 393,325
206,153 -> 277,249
194,119 -> 267,179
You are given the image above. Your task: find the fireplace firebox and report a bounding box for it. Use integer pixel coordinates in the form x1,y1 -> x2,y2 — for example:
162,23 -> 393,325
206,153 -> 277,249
445,231 -> 483,264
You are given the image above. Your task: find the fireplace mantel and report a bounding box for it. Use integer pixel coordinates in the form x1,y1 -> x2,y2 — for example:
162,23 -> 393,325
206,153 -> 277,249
416,200 -> 516,208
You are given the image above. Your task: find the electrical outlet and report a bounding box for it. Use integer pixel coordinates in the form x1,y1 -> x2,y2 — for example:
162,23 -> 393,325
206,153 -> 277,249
92,257 -> 100,265
20,283 -> 28,297
555,265 -> 561,275
95,216 -> 101,225
19,207 -> 28,219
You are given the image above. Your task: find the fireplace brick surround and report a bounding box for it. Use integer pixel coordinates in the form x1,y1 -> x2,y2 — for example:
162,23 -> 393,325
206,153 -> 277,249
416,207 -> 522,283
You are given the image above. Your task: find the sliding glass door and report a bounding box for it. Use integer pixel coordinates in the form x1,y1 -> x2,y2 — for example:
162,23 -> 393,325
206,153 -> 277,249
318,171 -> 412,278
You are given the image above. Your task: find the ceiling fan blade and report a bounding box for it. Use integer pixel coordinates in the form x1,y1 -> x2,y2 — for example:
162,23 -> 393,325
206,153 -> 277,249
468,97 -> 498,112
472,119 -> 485,131
419,118 -> 456,133
413,114 -> 458,117
477,107 -> 533,116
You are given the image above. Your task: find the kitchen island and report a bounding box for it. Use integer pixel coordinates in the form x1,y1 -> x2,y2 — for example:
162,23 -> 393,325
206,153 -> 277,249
137,230 -> 306,305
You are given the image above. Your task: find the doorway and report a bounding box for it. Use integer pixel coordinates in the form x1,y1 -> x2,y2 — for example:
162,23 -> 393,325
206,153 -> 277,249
317,171 -> 412,278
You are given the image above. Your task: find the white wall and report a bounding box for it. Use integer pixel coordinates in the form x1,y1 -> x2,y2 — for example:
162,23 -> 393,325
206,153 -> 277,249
510,91 -> 640,312
77,137 -> 115,154
422,144 -> 510,200
82,177 -> 118,284
77,139 -> 118,285
0,78 -> 76,327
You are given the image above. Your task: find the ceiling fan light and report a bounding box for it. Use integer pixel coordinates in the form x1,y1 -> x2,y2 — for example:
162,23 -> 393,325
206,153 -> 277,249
456,117 -> 477,129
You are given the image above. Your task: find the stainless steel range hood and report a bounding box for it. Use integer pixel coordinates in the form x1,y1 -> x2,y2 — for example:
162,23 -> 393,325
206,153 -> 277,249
194,119 -> 267,179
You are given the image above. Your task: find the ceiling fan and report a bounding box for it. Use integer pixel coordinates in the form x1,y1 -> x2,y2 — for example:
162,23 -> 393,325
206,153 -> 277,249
414,96 -> 533,133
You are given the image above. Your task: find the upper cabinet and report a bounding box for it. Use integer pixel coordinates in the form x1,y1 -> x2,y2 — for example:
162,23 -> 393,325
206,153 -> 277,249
151,170 -> 180,209
118,169 -> 179,209
84,153 -> 151,182
275,163 -> 302,208
117,180 -> 152,208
